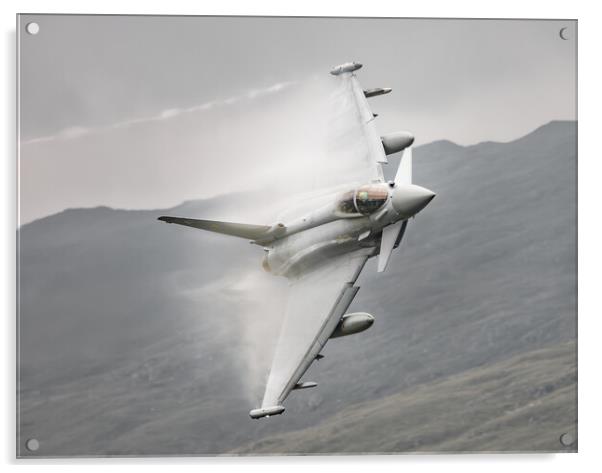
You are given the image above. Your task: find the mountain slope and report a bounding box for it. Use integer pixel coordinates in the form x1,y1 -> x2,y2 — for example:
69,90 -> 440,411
234,341 -> 576,453
17,121 -> 577,456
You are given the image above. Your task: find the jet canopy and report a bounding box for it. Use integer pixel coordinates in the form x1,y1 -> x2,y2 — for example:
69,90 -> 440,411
336,183 -> 389,216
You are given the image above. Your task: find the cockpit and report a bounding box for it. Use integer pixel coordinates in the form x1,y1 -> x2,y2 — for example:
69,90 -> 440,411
336,184 -> 390,216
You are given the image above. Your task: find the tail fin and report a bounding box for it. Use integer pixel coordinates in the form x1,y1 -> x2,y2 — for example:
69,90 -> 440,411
158,216 -> 276,241
378,146 -> 413,272
394,146 -> 412,186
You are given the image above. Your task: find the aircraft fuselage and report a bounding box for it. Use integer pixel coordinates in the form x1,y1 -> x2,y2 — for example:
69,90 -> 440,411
262,182 -> 435,278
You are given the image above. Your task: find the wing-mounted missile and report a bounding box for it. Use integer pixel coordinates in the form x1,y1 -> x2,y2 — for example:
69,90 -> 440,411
330,61 -> 363,75
364,87 -> 392,98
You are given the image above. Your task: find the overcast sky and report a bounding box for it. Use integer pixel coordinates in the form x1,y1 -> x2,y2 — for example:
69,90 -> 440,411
18,15 -> 576,224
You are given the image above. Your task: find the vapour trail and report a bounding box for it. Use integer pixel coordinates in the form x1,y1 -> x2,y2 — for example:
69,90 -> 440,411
21,81 -> 296,146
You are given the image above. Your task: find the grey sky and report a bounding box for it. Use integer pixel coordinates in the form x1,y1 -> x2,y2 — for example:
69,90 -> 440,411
18,15 -> 576,224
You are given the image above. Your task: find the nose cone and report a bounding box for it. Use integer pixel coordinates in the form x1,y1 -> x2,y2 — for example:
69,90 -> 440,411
391,184 -> 436,218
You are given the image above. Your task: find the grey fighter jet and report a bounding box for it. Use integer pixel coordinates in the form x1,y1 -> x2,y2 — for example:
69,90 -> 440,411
158,62 -> 436,419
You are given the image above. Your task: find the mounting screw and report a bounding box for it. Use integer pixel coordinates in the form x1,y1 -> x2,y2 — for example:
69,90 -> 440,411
25,438 -> 39,452
25,22 -> 40,35
559,432 -> 576,447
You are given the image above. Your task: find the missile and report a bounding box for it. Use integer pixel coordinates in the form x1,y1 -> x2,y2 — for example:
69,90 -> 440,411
363,87 -> 392,98
330,62 -> 363,75
249,405 -> 285,419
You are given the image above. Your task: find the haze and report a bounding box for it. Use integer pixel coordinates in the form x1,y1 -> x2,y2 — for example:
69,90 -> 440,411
18,16 -> 576,224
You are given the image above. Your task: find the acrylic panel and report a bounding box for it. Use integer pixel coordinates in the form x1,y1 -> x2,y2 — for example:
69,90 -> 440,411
17,14 -> 577,457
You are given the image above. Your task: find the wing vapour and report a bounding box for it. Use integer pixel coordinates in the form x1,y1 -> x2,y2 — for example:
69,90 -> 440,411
313,72 -> 386,187
251,248 -> 374,418
264,69 -> 389,223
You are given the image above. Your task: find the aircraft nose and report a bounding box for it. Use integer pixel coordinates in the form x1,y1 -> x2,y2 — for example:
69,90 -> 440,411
391,184 -> 436,218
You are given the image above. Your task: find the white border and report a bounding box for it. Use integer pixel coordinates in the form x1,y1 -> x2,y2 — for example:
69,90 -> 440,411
3,1 -> 600,471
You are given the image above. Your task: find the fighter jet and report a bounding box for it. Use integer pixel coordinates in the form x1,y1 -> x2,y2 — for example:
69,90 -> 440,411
158,62 -> 436,419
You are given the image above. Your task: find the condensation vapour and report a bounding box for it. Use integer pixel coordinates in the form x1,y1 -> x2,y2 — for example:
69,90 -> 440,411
158,73 -> 377,402
20,73 -> 379,225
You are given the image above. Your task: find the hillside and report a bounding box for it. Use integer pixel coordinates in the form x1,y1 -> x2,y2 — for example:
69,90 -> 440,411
17,121 -> 577,456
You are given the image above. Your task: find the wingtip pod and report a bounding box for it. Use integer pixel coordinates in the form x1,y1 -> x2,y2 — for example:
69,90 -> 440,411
249,405 -> 285,419
330,62 -> 363,75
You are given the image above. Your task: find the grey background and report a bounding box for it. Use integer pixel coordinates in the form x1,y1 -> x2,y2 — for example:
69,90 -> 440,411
18,15 -> 576,224
17,16 -> 577,456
